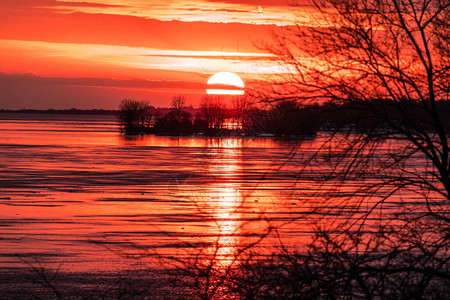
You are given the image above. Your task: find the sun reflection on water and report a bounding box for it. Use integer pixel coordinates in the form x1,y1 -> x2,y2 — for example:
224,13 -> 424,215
205,138 -> 243,266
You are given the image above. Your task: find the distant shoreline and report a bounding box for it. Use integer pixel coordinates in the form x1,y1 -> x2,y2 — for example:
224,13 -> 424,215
0,108 -> 118,115
0,106 -> 201,116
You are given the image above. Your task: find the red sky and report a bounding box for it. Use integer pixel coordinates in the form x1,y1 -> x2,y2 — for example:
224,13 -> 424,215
0,0 -> 314,109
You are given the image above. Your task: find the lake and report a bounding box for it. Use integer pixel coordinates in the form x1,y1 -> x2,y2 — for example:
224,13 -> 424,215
0,113 -> 412,297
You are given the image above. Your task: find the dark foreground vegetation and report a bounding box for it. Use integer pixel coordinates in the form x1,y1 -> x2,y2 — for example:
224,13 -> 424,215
120,0 -> 450,298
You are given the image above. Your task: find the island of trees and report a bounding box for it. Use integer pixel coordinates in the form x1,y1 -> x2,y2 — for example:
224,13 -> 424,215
118,95 -> 450,136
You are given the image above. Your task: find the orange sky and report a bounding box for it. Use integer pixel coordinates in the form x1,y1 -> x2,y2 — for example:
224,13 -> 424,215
0,0 -> 314,109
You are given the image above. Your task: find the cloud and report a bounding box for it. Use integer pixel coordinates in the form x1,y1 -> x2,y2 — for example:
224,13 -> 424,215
0,11 -> 280,53
42,0 -> 298,25
0,39 -> 287,80
0,0 -> 316,28
204,0 -> 292,6
0,72 -> 208,90
49,1 -> 125,8
0,72 -> 209,109
0,0 -> 124,10
180,7 -> 251,13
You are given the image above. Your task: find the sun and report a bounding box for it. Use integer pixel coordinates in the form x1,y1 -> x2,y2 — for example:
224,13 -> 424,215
206,72 -> 245,95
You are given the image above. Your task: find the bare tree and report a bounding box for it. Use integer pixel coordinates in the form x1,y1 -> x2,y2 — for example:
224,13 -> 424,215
199,95 -> 226,130
240,0 -> 450,297
261,0 -> 450,220
117,99 -> 153,133
231,95 -> 256,132
114,1 -> 450,298
171,95 -> 187,122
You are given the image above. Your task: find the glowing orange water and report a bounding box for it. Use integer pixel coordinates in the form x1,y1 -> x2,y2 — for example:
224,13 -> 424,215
0,114 -> 424,273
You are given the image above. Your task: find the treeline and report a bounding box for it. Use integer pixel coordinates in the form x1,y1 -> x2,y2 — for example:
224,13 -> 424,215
118,96 -> 252,135
118,96 -> 450,136
321,98 -> 450,133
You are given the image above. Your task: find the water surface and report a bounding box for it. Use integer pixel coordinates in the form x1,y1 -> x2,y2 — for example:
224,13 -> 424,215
0,114 -> 326,274
0,113 -> 420,281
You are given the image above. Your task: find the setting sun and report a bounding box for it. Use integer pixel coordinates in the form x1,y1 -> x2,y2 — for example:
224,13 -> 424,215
206,72 -> 245,95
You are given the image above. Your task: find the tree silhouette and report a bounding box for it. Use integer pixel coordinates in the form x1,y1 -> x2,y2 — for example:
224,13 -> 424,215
109,1 -> 450,298
117,99 -> 153,133
231,95 -> 256,132
171,95 -> 186,122
199,95 -> 226,131
240,0 -> 450,297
